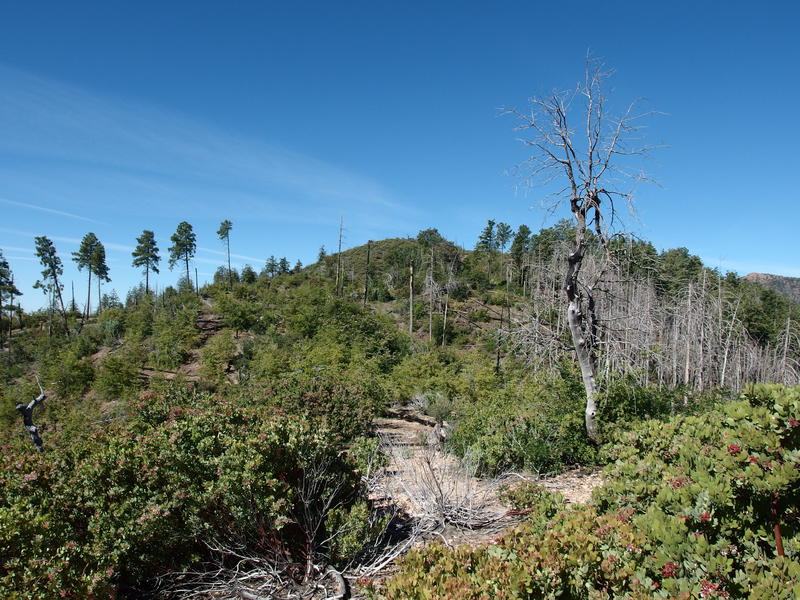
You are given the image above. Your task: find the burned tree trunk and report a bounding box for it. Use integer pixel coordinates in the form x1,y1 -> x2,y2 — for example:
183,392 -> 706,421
565,237 -> 600,442
509,55 -> 658,441
16,380 -> 46,451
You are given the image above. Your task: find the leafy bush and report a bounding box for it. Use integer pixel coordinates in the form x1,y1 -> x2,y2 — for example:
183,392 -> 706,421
0,386 -> 371,598
149,307 -> 200,370
369,384 -> 800,599
199,330 -> 237,385
448,367 -> 594,475
124,299 -> 154,341
94,347 -> 143,399
49,350 -> 95,399
252,371 -> 383,442
97,307 -> 126,345
214,293 -> 260,335
497,481 -> 565,517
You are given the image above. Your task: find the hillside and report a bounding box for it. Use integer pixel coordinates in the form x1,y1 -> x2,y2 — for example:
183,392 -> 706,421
2,225 -> 800,598
745,272 -> 800,304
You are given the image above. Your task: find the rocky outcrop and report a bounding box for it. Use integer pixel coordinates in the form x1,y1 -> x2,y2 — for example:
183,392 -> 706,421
744,273 -> 800,304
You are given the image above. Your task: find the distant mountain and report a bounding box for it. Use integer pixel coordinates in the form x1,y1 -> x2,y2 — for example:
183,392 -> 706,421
744,273 -> 800,304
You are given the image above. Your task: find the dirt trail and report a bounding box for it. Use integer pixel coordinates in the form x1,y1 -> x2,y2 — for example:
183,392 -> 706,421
373,407 -> 603,547
138,299 -> 225,383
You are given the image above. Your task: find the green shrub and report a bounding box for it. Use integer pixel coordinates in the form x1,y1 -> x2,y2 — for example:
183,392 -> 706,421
498,481 -> 565,518
214,294 -> 259,335
124,299 -> 154,341
369,384 -> 800,599
448,369 -> 594,475
0,387 -> 370,598
149,307 -> 200,370
97,307 -> 126,345
95,347 -> 142,399
199,330 -> 237,385
49,350 -> 95,399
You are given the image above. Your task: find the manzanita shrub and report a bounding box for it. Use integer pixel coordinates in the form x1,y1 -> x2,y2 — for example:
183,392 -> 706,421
0,385 -> 369,598
368,384 -> 800,599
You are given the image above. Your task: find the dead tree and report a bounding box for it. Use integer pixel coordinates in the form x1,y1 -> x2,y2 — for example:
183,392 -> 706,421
16,378 -> 46,451
509,55 -> 657,442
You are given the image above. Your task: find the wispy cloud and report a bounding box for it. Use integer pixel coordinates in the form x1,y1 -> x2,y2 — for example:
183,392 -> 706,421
0,197 -> 106,224
198,247 -> 264,263
0,228 -> 132,253
0,64 -> 409,228
6,255 -> 36,261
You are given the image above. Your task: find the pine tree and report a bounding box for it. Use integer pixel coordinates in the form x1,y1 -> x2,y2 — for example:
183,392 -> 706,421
510,224 -> 532,270
416,228 -> 445,248
475,219 -> 496,252
293,259 -> 303,274
241,265 -> 257,284
278,257 -> 291,275
72,232 -> 99,321
0,250 -> 21,344
168,222 -> 197,286
495,222 -> 513,252
318,246 -> 327,262
265,256 -> 278,278
33,236 -> 69,334
132,230 -> 160,295
217,219 -> 233,289
91,242 -> 110,312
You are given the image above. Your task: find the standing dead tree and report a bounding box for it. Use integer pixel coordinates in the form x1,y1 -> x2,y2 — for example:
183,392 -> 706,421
505,242 -> 800,394
16,377 -> 46,451
508,56 -> 657,442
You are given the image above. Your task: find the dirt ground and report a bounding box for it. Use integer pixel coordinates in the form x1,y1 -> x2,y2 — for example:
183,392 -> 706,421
372,407 -> 603,549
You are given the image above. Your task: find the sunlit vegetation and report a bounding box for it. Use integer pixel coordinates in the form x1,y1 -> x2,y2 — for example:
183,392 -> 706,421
0,221 -> 799,597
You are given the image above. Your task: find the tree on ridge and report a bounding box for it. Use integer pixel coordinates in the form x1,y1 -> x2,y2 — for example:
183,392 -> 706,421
33,236 -> 69,335
168,222 -> 197,288
72,232 -> 99,323
132,230 -> 160,295
91,241 -> 110,312
217,220 -> 233,290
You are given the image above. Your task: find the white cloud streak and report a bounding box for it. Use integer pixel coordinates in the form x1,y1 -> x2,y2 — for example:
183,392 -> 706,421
198,246 -> 265,263
0,228 -> 132,253
5,255 -> 36,261
0,197 -> 106,224
0,64 -> 408,226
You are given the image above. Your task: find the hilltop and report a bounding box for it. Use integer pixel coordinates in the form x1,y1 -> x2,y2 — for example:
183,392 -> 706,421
1,223 -> 799,598
745,272 -> 800,304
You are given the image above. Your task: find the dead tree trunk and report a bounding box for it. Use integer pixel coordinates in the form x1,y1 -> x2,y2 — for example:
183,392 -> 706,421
16,380 -> 45,451
565,233 -> 600,443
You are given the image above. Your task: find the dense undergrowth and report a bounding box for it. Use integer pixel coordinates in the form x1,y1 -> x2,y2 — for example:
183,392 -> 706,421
0,385 -> 383,598
368,384 -> 800,599
1,226 -> 799,597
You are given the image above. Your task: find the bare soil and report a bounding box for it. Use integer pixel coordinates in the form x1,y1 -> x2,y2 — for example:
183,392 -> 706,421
373,406 -> 603,549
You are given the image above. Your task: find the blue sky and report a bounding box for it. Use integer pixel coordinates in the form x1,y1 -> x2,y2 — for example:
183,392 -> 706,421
1,1 -> 798,310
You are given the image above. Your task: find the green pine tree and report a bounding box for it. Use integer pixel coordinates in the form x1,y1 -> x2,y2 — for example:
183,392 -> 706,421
33,236 -> 69,334
132,230 -> 160,295
91,241 -> 110,312
476,219 -> 496,252
495,222 -> 513,252
510,224 -> 532,270
168,222 -> 197,286
0,250 -> 21,343
72,232 -> 99,321
217,219 -> 233,289
265,255 -> 278,278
